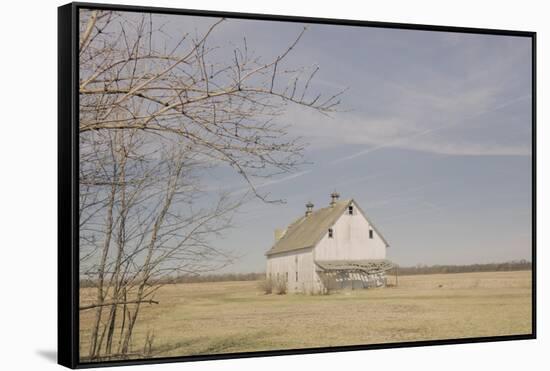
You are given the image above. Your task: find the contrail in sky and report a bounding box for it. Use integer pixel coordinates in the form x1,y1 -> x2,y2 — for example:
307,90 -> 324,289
225,94 -> 531,194
329,94 -> 532,164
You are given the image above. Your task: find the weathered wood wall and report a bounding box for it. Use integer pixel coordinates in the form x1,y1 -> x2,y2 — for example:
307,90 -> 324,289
266,248 -> 323,293
314,201 -> 387,261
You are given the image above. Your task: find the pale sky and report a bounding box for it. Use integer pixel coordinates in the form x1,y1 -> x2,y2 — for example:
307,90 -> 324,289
137,13 -> 533,272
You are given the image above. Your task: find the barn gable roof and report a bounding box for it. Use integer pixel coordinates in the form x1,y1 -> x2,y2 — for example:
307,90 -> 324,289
265,199 -> 389,256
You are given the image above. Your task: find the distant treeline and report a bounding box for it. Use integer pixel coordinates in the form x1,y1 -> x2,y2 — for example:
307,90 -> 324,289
80,260 -> 532,287
80,272 -> 266,288
157,272 -> 265,284
395,260 -> 532,276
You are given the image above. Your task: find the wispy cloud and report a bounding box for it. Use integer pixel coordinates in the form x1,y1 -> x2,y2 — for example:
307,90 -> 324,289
282,91 -> 531,164
228,169 -> 313,196
256,170 -> 313,188
221,90 -> 530,197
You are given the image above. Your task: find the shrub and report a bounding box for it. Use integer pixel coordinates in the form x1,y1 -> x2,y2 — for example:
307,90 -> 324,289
258,278 -> 274,294
274,277 -> 287,295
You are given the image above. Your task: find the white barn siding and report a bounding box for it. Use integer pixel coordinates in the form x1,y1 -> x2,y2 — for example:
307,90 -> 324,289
266,248 -> 321,293
313,202 -> 386,261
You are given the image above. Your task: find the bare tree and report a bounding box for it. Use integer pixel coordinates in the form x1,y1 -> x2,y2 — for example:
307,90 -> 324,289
78,9 -> 343,360
80,130 -> 241,359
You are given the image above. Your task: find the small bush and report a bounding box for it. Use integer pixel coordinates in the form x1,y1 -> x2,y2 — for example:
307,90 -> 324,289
274,277 -> 287,295
258,278 -> 274,294
258,276 -> 287,295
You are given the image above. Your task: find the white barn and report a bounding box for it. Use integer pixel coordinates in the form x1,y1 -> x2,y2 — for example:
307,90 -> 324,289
266,192 -> 393,294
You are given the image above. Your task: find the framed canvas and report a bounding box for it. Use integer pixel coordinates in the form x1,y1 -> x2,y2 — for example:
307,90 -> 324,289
58,2 -> 536,368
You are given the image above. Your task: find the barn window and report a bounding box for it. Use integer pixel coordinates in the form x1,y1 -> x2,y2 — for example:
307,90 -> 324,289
286,272 -> 289,282
296,271 -> 298,281
348,205 -> 354,215
328,228 -> 334,238
369,229 -> 373,239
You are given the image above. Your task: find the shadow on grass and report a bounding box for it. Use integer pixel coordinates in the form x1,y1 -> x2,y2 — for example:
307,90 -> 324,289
151,338 -> 198,357
199,331 -> 275,354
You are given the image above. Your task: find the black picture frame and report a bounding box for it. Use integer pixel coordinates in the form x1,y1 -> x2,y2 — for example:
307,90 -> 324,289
58,2 -> 537,368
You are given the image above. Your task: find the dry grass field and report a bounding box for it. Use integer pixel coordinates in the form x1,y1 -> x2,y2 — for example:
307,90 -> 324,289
80,271 -> 532,359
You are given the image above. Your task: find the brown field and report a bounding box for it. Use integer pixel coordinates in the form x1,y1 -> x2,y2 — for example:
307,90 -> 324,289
79,271 -> 532,359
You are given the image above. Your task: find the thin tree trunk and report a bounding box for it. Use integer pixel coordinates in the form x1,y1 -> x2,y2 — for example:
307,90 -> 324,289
88,176 -> 117,358
121,158 -> 185,354
101,134 -> 130,354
